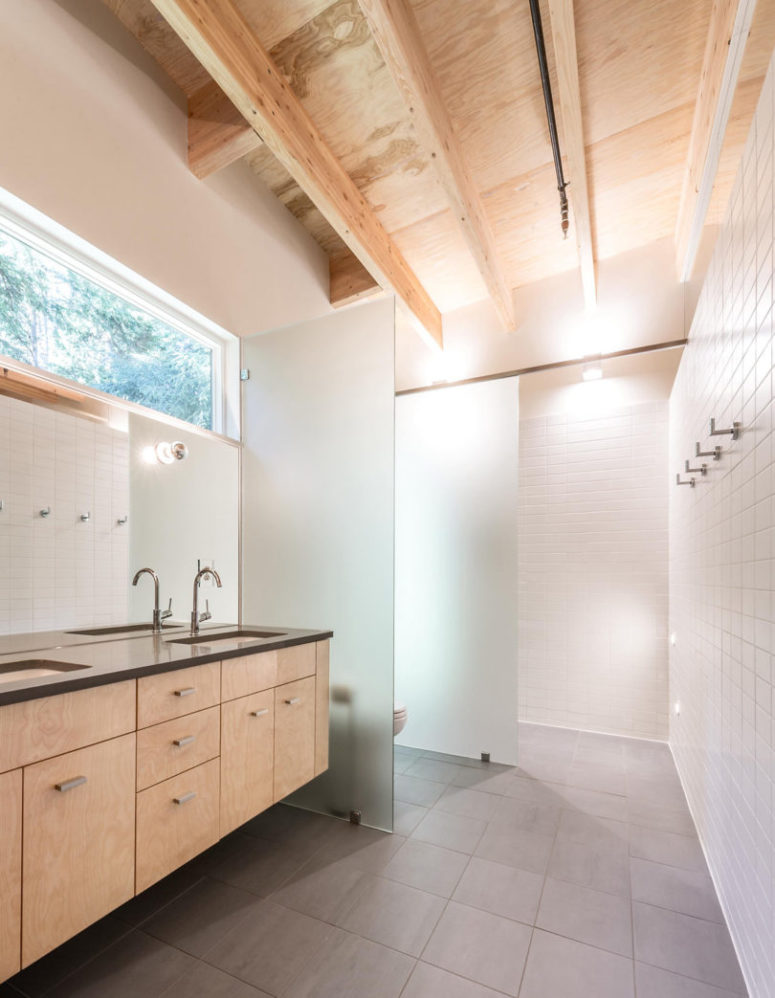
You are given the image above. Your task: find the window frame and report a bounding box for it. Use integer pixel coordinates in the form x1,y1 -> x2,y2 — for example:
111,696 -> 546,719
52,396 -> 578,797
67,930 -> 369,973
0,186 -> 240,439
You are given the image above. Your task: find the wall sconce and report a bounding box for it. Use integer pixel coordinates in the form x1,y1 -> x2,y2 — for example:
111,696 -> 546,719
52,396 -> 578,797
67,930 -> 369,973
581,358 -> 603,381
143,441 -> 189,465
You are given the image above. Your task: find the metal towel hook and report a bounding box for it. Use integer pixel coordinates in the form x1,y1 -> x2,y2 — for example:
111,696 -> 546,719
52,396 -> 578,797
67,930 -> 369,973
685,460 -> 707,476
696,442 -> 722,461
709,418 -> 740,440
676,474 -> 695,488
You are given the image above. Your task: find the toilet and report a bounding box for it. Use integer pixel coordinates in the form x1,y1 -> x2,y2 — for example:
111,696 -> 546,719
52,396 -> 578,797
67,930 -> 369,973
393,702 -> 408,736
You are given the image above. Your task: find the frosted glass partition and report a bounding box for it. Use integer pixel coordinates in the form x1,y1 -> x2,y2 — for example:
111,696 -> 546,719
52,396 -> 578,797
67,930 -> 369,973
241,297 -> 395,831
129,412 -> 239,624
395,377 -> 520,764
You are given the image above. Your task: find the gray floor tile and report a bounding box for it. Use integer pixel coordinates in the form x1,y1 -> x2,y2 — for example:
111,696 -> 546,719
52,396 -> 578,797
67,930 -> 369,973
536,877 -> 632,956
519,929 -> 634,998
411,808 -> 487,854
143,878 -> 257,958
475,822 -> 554,875
627,798 -> 695,836
241,805 -> 341,857
203,899 -> 335,995
395,773 -> 447,807
634,962 -> 746,998
383,839 -> 469,897
553,784 -> 629,821
394,754 -> 416,774
452,768 -> 522,795
633,902 -> 747,994
514,753 -> 572,784
630,826 -> 706,873
269,852 -> 370,922
548,835 -> 630,896
336,876 -> 445,955
404,757 -> 462,784
284,930 -> 414,998
159,961 -> 271,997
393,801 -> 429,836
51,931 -> 197,998
556,809 -> 629,847
565,762 -> 628,796
630,858 -> 724,922
308,822 -> 406,874
435,785 -> 501,821
452,857 -> 543,924
500,775 -> 565,806
627,775 -> 688,810
208,834 -> 314,897
491,797 -> 561,836
422,901 -> 531,995
402,962 -> 507,998
114,864 -> 206,927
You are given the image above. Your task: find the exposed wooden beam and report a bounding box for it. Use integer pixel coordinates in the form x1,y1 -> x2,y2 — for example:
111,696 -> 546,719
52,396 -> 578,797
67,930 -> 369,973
546,0 -> 596,309
358,0 -> 516,332
150,0 -> 442,346
330,252 -> 381,308
188,80 -> 262,179
675,0 -> 756,280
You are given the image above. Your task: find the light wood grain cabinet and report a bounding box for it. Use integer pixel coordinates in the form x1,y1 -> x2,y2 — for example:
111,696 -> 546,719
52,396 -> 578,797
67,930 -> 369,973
0,769 -> 22,982
136,705 -> 220,791
22,733 -> 136,967
137,661 -> 221,728
274,676 -> 316,801
220,690 -> 274,835
135,757 -> 220,893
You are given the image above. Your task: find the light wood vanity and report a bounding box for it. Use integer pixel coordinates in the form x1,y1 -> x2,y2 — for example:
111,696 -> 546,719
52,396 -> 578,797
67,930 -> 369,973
0,636 -> 330,980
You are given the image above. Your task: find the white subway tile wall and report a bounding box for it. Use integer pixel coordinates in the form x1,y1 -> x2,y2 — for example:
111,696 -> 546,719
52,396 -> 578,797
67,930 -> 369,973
669,58 -> 775,998
0,394 -> 129,633
518,402 -> 669,739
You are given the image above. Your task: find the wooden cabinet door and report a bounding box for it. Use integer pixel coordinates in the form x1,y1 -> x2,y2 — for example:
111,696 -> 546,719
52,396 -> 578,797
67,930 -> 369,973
22,734 -> 136,967
220,690 -> 274,836
273,677 -> 315,801
0,769 -> 22,982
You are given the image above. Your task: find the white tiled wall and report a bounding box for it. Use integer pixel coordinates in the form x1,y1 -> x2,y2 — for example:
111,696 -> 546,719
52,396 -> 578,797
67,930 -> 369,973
669,57 -> 775,998
518,401 -> 670,739
0,394 -> 129,633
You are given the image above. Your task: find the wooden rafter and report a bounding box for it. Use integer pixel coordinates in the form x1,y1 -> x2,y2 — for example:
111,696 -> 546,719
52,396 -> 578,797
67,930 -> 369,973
358,0 -> 516,332
330,252 -> 381,308
149,0 -> 442,346
188,80 -> 262,178
675,0 -> 755,280
546,0 -> 596,309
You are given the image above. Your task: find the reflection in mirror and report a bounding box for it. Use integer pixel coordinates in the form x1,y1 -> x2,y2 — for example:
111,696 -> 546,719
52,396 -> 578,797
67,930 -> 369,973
0,389 -> 239,636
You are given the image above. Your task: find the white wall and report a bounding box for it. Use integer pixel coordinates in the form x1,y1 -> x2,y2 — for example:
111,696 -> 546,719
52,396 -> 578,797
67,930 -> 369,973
669,56 -> 775,998
519,398 -> 670,739
128,413 -> 239,626
0,0 -> 330,339
0,394 -> 129,633
395,378 -> 520,764
241,298 -> 395,831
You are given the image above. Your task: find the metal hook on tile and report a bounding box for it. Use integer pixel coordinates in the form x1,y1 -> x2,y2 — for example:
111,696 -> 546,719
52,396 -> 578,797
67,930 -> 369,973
0,499 -> 4,512
685,459 -> 707,476
116,515 -> 128,526
709,418 -> 741,440
39,506 -> 51,518
80,512 -> 91,523
676,474 -> 695,488
696,442 -> 722,461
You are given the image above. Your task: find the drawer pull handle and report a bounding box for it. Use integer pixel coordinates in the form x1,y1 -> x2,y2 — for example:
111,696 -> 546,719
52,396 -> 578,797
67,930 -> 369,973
173,735 -> 196,747
284,697 -> 301,705
173,791 -> 197,805
55,776 -> 87,793
174,687 -> 196,697
250,708 -> 270,717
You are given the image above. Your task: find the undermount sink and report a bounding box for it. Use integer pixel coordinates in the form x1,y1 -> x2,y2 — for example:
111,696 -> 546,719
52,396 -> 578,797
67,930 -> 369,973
0,660 -> 90,684
167,629 -> 286,647
66,623 -> 179,636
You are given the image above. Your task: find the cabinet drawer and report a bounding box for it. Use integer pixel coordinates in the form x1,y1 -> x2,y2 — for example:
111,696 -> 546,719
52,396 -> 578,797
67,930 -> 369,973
136,706 -> 220,791
277,643 -> 316,686
221,650 -> 278,702
22,734 -> 136,967
0,681 -> 136,773
220,690 -> 274,836
137,662 -> 220,729
314,640 -> 330,776
0,769 -> 21,982
135,758 -> 219,893
274,677 -> 315,801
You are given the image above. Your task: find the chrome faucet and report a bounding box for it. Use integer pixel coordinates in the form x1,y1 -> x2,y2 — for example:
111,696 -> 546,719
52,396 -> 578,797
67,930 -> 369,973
132,567 -> 173,632
191,567 -> 222,634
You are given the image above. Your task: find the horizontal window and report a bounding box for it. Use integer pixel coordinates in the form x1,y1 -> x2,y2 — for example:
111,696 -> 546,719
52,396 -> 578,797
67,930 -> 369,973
0,226 -> 216,430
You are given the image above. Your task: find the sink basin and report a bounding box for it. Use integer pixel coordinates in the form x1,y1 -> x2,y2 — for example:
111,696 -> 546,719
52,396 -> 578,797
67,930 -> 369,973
66,623 -> 179,636
0,660 -> 90,684
167,629 -> 286,647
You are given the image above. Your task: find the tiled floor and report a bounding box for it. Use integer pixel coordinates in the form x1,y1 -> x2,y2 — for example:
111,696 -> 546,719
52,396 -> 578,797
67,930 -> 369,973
3,724 -> 747,998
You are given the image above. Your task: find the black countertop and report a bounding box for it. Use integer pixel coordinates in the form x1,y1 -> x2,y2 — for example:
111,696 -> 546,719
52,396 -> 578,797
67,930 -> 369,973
0,623 -> 333,706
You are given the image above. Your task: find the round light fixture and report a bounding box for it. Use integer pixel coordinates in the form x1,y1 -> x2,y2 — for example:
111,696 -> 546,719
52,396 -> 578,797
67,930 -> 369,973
152,441 -> 189,464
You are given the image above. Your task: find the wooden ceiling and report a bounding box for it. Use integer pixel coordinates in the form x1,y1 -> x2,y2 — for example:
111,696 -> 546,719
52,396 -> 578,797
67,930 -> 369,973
100,0 -> 775,343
